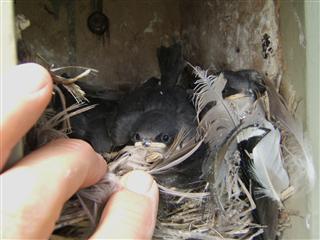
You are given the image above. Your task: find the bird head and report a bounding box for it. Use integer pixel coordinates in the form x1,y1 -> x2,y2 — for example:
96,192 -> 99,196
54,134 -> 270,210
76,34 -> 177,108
131,110 -> 178,148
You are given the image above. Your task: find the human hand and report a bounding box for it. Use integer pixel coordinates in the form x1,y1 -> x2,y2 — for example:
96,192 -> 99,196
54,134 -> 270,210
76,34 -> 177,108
0,63 -> 159,239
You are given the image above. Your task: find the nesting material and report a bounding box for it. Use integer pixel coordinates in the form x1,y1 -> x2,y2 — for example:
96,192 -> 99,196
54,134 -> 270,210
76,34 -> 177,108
29,64 -> 314,240
26,64 -> 98,152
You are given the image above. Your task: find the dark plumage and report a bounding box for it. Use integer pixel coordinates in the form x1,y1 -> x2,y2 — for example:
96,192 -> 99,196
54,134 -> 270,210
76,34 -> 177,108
109,43 -> 206,189
61,43 -> 196,154
69,98 -> 116,153
111,82 -> 196,148
110,43 -> 196,149
221,70 -> 266,98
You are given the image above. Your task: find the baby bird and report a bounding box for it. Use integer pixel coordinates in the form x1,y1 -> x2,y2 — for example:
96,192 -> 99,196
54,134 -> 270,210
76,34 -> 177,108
110,43 -> 196,149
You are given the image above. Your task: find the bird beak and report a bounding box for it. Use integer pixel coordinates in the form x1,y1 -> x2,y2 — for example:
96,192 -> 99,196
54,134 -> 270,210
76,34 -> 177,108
142,139 -> 152,147
134,141 -> 167,152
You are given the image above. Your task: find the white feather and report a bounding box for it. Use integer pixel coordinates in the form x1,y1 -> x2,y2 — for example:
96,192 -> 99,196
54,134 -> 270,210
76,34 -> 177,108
251,126 -> 290,202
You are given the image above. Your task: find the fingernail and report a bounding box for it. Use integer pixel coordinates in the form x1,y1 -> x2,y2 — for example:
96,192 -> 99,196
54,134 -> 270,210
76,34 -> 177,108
122,170 -> 154,195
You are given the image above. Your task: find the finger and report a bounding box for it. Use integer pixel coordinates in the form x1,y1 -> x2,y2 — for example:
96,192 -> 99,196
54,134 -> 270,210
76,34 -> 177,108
1,138 -> 107,239
1,63 -> 53,168
91,170 -> 159,239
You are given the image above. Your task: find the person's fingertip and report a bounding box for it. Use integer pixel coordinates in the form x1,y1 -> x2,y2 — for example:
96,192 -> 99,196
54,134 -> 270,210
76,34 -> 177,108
91,171 -> 159,239
1,63 -> 53,165
89,153 -> 108,185
0,138 -> 108,238
96,153 -> 107,167
76,140 -> 108,184
47,138 -> 107,188
7,63 -> 52,95
121,170 -> 156,196
17,63 -> 52,93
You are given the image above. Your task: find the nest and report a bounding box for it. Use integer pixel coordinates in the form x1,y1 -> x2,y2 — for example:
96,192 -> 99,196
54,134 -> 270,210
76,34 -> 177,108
27,63 -> 314,240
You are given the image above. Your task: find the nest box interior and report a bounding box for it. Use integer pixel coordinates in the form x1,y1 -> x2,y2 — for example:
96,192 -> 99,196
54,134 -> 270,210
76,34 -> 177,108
13,0 -> 319,239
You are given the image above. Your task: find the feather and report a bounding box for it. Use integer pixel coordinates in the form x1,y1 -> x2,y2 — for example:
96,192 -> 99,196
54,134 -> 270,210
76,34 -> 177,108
76,173 -> 120,226
78,173 -> 120,204
189,66 -> 292,240
190,65 -> 240,151
238,123 -> 290,202
149,138 -> 203,174
252,128 -> 289,202
32,103 -> 97,148
44,103 -> 96,132
190,65 -> 267,187
265,79 -> 315,189
158,184 -> 209,199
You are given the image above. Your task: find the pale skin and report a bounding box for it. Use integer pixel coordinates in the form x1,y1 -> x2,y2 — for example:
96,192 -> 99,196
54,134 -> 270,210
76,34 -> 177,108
0,63 -> 159,239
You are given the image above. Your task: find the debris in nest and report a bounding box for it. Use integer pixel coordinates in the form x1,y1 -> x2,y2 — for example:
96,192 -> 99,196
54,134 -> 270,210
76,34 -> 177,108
25,62 -> 98,152
37,55 -> 98,103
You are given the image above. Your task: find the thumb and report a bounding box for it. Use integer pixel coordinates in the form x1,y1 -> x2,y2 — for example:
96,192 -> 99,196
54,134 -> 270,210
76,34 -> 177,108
1,63 -> 52,168
90,171 -> 159,239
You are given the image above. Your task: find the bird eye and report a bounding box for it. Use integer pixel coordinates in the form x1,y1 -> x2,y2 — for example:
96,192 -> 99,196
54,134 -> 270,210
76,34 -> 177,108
161,134 -> 170,143
133,133 -> 141,142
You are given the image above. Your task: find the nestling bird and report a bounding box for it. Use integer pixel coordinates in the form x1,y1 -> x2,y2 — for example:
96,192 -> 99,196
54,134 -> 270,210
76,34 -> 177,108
108,43 -> 208,189
63,43 -> 197,156
110,43 -> 197,150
